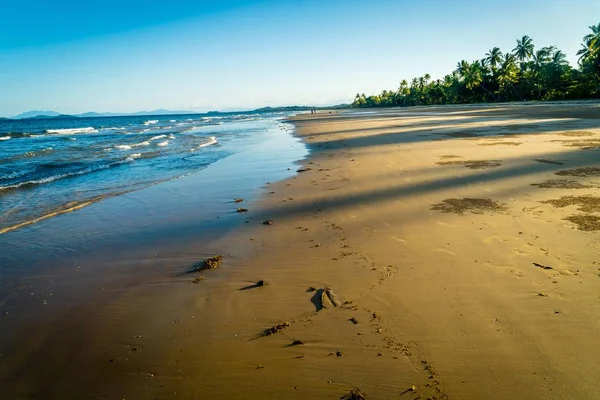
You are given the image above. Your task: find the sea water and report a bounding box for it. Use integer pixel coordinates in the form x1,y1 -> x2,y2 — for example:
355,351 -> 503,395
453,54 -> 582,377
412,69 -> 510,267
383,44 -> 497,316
0,112 -> 299,234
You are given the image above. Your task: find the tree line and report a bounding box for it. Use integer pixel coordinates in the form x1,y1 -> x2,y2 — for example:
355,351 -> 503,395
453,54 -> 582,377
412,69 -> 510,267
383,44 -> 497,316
352,23 -> 600,108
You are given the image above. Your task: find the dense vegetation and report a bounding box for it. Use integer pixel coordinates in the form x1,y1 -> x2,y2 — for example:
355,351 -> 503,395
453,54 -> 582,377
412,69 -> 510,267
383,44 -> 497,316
352,23 -> 600,107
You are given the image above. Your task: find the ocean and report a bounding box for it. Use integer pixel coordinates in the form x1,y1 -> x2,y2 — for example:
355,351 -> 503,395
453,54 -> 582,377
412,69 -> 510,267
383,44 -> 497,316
0,112 -> 299,235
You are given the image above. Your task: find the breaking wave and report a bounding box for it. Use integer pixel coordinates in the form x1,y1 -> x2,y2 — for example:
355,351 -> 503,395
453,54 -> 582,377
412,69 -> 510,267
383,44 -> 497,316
46,127 -> 98,134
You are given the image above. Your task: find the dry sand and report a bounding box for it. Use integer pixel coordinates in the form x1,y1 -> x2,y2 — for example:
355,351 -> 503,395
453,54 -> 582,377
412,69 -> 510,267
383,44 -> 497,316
3,103 -> 600,399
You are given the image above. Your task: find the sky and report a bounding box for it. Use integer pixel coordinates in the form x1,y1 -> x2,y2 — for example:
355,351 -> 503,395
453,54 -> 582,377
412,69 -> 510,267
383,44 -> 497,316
1,0 -> 598,117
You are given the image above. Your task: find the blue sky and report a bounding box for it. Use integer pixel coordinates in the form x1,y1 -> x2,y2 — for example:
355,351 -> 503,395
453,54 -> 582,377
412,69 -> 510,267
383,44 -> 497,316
1,0 -> 598,117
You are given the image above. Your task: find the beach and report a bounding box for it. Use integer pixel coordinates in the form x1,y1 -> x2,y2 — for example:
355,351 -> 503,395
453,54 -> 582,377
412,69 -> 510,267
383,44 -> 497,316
2,103 -> 600,399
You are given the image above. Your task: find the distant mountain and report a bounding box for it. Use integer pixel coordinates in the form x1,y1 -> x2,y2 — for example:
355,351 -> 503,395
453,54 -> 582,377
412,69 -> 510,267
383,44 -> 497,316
12,110 -> 62,119
30,114 -> 76,119
10,105 -> 349,120
12,109 -> 202,119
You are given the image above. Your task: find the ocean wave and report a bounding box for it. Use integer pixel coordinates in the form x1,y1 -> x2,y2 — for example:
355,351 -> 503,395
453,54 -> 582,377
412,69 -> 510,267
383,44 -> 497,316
46,127 -> 98,134
156,140 -> 169,147
126,153 -> 142,161
0,157 -> 133,191
0,167 -> 36,181
0,136 -> 10,141
144,120 -> 159,125
168,134 -> 176,139
23,147 -> 53,157
4,132 -> 33,139
114,140 -> 150,150
149,134 -> 167,141
190,136 -> 218,151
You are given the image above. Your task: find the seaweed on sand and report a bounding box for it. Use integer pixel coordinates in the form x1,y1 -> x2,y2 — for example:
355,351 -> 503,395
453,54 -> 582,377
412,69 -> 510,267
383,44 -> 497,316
198,255 -> 223,271
555,167 -> 600,177
542,196 -> 600,213
564,215 -> 600,231
341,389 -> 367,400
263,322 -> 291,336
436,160 -> 502,169
531,180 -> 591,189
431,198 -> 507,215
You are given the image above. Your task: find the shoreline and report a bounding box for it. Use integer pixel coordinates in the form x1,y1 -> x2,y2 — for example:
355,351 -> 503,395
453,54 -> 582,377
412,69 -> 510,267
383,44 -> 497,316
2,104 -> 600,399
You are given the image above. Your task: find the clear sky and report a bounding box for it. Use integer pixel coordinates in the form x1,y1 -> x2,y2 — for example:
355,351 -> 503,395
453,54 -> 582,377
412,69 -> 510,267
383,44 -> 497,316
1,0 -> 598,117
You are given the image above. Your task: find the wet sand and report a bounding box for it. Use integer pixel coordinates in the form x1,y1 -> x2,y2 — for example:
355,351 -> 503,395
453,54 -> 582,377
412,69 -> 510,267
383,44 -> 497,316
2,103 -> 600,399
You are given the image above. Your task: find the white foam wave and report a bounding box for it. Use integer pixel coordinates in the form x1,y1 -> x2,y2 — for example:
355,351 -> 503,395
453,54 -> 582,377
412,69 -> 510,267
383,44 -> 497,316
0,168 -> 36,181
0,158 -> 130,191
156,140 -> 169,147
46,127 -> 98,134
0,136 -> 10,141
190,136 -> 218,151
168,134 -> 176,139
114,140 -> 150,150
126,153 -> 141,161
149,134 -> 167,141
144,120 -> 159,125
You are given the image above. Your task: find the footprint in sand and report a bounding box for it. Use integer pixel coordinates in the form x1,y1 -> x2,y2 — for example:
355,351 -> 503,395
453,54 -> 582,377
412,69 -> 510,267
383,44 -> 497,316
483,235 -> 509,244
390,236 -> 407,245
436,221 -> 458,228
512,248 -> 533,256
434,248 -> 456,256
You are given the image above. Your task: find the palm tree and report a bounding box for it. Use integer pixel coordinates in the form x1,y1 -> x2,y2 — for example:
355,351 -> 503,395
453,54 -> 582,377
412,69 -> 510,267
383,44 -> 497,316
497,53 -> 519,100
513,35 -> 535,63
551,49 -> 568,67
456,60 -> 470,77
485,47 -> 503,70
577,39 -> 594,63
583,23 -> 600,49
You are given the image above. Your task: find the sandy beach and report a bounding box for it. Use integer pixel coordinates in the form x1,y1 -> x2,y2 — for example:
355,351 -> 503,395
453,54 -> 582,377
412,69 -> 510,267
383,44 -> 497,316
2,103 -> 600,399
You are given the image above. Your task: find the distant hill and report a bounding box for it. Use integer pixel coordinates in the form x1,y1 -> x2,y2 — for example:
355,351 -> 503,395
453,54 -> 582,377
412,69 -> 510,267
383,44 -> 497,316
12,109 -> 200,119
30,114 -> 76,119
11,105 -> 349,120
12,110 -> 63,119
253,105 -> 350,112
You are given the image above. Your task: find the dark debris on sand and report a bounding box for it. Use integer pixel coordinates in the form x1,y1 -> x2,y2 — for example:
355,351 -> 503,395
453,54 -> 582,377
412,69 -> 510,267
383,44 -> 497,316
436,160 -> 502,169
532,179 -> 591,189
557,130 -> 595,137
478,141 -> 522,146
198,255 -> 223,271
341,388 -> 367,400
564,214 -> 600,231
263,322 -> 291,336
542,196 -> 600,213
533,158 -> 565,165
556,167 -> 600,177
431,198 -> 508,215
